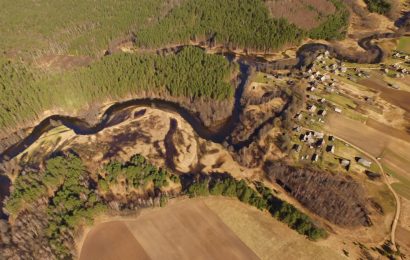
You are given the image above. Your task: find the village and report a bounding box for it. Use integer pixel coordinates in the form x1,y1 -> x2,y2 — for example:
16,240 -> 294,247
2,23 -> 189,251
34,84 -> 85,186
286,50 -> 393,177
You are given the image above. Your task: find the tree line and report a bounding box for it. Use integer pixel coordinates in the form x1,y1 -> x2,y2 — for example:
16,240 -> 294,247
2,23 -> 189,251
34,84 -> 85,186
2,153 -> 327,258
184,173 -> 327,240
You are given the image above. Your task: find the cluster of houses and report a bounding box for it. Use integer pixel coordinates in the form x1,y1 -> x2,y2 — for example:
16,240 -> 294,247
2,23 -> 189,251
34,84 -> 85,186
352,68 -> 370,79
381,63 -> 409,78
292,129 -> 374,172
293,131 -> 336,163
393,51 -> 410,61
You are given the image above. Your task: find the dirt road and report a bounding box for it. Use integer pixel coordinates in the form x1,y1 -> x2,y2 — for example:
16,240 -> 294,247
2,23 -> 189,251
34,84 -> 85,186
305,126 -> 401,252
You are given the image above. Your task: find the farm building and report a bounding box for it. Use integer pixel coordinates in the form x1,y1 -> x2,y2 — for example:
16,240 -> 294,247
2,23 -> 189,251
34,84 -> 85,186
312,154 -> 319,162
334,107 -> 342,113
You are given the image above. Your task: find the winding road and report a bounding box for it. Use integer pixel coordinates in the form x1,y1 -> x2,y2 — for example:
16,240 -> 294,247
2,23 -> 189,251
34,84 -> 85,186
304,126 -> 401,252
334,135 -> 401,252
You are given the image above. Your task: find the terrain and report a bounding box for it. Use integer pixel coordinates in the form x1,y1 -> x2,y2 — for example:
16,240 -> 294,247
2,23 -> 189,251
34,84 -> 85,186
1,0 -> 410,259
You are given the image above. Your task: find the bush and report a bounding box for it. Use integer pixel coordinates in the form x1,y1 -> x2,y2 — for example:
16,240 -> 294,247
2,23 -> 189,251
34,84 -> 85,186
364,0 -> 391,14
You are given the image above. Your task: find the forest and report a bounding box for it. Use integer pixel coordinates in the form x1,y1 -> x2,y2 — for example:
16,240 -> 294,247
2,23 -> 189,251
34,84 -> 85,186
135,0 -> 350,51
0,0 -> 351,59
0,47 -> 235,133
1,153 -> 327,258
0,0 -> 167,57
136,0 -> 304,51
308,0 -> 350,40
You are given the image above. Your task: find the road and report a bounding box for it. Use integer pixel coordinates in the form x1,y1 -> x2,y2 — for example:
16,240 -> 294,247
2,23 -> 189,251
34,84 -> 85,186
303,127 -> 401,252
334,135 -> 401,251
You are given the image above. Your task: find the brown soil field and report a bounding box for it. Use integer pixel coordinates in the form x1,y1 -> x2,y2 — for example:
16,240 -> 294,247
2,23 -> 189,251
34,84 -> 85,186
79,221 -> 150,260
79,199 -> 259,260
326,114 -> 410,174
265,0 -> 335,30
366,118 -> 410,143
359,78 -> 410,113
325,113 -> 389,157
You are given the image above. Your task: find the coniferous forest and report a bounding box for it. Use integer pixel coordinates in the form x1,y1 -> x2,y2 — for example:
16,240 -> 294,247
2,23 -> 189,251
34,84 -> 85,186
0,47 -> 235,131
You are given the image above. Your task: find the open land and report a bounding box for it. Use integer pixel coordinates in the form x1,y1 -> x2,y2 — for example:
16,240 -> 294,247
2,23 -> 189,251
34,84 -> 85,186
79,199 -> 260,260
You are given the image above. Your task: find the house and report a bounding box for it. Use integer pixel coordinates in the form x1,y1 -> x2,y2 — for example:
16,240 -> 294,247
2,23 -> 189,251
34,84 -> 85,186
314,132 -> 324,139
307,104 -> 317,112
326,145 -> 335,153
294,113 -> 303,120
318,109 -> 327,116
316,139 -> 325,147
292,144 -> 301,152
312,154 -> 319,162
307,86 -> 316,92
334,107 -> 342,113
358,158 -> 372,167
328,135 -> 335,142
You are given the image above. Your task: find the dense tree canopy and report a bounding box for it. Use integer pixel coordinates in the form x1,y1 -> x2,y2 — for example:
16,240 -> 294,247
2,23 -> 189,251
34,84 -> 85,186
364,0 -> 391,14
0,47 -> 235,132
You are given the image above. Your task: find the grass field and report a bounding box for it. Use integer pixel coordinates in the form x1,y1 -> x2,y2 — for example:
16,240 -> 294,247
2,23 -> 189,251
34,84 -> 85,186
397,37 -> 410,54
